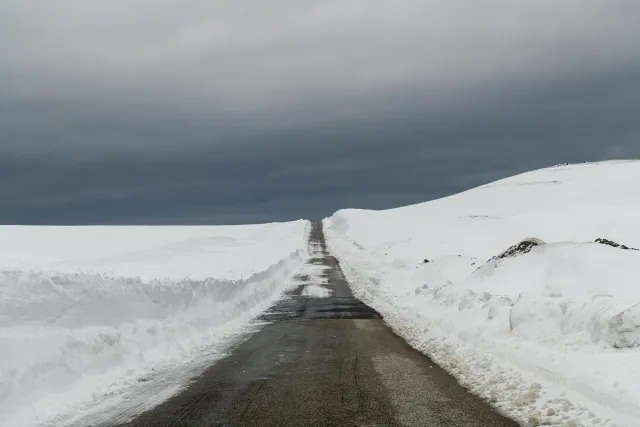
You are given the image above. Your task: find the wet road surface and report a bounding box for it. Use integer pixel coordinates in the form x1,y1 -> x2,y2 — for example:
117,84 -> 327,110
106,223 -> 519,427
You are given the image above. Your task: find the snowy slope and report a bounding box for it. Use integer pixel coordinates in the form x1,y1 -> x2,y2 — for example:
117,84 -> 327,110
0,220 -> 309,427
324,161 -> 640,427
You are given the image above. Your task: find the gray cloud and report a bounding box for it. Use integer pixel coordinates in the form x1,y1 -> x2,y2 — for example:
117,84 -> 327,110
0,0 -> 639,224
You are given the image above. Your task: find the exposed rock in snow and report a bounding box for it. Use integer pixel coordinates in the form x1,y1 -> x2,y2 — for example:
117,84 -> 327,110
595,238 -> 638,251
490,238 -> 546,261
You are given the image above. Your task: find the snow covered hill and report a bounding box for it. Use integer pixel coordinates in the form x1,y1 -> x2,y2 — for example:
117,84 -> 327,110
0,220 -> 309,427
324,161 -> 640,427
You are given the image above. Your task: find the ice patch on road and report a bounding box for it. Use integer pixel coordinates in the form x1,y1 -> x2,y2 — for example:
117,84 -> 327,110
293,251 -> 333,298
302,284 -> 332,298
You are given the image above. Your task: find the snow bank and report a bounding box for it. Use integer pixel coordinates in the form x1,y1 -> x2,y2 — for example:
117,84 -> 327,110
0,220 -> 309,427
324,161 -> 640,427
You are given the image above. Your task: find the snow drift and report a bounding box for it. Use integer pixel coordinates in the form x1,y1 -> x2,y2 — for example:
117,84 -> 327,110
0,220 -> 309,427
324,161 -> 640,427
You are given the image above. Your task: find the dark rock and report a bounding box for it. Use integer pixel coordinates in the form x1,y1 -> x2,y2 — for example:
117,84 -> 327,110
489,238 -> 545,262
595,238 -> 639,251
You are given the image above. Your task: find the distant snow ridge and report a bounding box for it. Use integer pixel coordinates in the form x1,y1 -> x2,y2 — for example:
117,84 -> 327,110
324,161 -> 640,427
0,220 -> 309,427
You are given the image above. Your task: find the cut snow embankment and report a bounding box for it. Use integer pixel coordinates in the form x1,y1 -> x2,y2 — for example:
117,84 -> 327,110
324,161 -> 640,427
0,220 -> 309,427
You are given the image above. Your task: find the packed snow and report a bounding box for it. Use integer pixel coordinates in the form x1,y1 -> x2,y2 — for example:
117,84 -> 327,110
302,284 -> 332,298
0,220 -> 309,427
324,161 -> 640,427
295,239 -> 332,298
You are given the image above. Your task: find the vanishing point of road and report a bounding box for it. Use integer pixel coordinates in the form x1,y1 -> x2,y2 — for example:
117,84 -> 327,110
107,222 -> 518,427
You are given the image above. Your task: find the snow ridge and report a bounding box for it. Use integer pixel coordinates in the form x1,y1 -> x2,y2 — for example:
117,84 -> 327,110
0,221 -> 310,427
324,161 -> 640,427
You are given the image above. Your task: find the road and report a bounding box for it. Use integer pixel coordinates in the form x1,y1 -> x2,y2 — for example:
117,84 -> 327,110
107,222 -> 519,427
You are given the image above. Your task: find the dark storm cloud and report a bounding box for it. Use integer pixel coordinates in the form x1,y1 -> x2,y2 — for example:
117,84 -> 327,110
0,0 -> 639,224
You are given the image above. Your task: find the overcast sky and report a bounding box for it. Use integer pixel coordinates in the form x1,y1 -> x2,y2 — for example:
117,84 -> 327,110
1,0 -> 639,224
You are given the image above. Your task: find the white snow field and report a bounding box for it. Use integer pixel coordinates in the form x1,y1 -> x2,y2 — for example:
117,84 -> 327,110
324,161 -> 640,427
0,220 -> 309,427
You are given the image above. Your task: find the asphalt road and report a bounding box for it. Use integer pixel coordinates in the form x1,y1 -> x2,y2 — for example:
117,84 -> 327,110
107,222 -> 519,427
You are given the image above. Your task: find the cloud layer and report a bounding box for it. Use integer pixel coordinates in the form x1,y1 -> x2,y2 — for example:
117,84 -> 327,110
1,0 -> 639,223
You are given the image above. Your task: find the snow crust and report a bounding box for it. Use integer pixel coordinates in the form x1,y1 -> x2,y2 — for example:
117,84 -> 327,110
324,161 -> 640,427
0,220 -> 309,427
302,284 -> 331,298
294,240 -> 332,298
